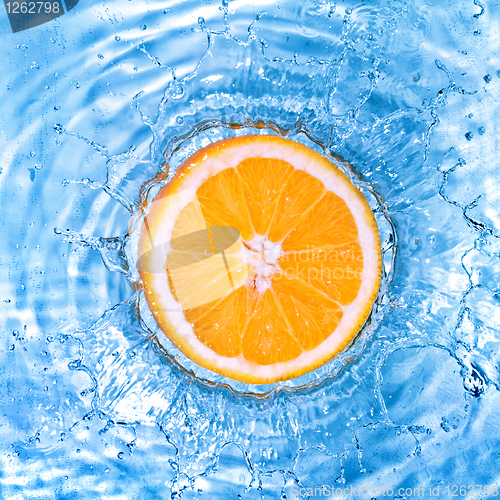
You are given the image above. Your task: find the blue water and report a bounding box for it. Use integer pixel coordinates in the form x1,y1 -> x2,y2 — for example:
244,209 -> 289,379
1,0 -> 500,498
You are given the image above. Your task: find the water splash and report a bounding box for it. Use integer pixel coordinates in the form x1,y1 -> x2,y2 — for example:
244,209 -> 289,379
2,0 -> 500,497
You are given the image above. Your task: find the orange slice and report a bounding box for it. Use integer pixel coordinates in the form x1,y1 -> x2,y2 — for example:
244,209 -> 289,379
137,135 -> 381,384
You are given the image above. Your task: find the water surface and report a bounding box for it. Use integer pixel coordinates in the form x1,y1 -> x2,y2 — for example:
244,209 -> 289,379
1,0 -> 500,498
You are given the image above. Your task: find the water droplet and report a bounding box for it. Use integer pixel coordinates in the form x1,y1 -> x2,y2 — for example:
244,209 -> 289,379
345,7 -> 353,14
440,417 -> 450,432
4,298 -> 11,303
473,29 -> 481,36
465,131 -> 473,141
104,468 -> 110,473
68,359 -> 81,370
9,345 -> 15,351
140,24 -> 147,30
462,365 -> 486,397
76,448 -> 81,453
478,126 -> 485,135
176,116 -> 184,125
98,54 -> 104,59
115,35 -> 121,41
108,91 -> 116,96
484,74 -> 492,83
467,113 -> 473,118
117,451 -> 125,459
171,85 -> 185,99
31,62 -> 40,69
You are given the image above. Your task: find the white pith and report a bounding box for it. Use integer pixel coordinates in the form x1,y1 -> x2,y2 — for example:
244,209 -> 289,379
243,235 -> 282,293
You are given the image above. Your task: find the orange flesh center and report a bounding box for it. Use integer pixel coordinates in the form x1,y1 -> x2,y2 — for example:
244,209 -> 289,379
167,157 -> 364,365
